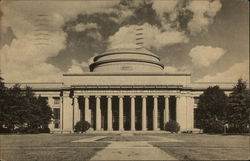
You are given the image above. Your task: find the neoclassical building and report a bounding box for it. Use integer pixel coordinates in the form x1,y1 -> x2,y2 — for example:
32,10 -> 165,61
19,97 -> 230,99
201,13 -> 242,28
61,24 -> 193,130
6,47 -> 234,133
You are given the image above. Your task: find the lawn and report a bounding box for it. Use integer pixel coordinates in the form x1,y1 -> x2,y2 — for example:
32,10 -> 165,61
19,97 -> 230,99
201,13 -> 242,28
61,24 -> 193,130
149,134 -> 249,160
0,133 -> 249,161
0,134 -> 110,161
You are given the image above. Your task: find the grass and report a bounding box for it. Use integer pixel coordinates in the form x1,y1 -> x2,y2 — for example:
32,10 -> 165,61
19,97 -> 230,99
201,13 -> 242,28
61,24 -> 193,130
0,134 -> 109,161
0,133 -> 249,160
149,134 -> 249,160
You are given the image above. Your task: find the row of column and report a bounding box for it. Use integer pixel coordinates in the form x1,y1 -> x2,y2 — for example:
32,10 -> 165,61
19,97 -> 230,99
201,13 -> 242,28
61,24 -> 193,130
77,95 -> 171,131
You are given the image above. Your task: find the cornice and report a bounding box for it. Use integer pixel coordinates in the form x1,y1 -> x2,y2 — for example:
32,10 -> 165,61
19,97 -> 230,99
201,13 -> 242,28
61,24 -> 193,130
63,72 -> 191,76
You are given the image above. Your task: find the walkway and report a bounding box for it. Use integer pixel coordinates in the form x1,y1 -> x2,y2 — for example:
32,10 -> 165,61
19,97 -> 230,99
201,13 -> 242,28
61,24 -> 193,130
90,140 -> 177,160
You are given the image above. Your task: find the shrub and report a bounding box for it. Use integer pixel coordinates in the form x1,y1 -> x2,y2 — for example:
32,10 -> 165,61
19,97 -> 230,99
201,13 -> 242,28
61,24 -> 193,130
0,127 -> 12,133
165,120 -> 180,133
74,121 -> 90,133
39,127 -> 50,133
202,119 -> 224,133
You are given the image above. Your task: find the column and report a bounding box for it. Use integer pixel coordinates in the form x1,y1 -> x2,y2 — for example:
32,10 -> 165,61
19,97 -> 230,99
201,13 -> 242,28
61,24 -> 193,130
164,96 -> 169,124
130,95 -> 136,131
84,96 -> 91,123
95,96 -> 101,131
60,96 -> 63,131
153,95 -> 158,130
73,96 -> 79,126
176,96 -> 180,125
191,97 -> 194,129
142,95 -> 147,131
176,95 -> 187,131
189,96 -> 194,130
107,96 -> 113,131
62,94 -> 73,133
119,96 -> 124,131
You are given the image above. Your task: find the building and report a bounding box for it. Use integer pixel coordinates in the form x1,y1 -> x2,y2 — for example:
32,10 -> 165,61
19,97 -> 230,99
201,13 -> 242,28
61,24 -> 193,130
6,46 -> 234,133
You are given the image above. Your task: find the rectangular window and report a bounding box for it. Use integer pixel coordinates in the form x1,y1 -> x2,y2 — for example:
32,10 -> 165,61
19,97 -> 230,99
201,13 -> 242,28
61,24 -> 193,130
194,97 -> 200,104
53,97 -> 60,104
53,108 -> 60,119
53,108 -> 60,129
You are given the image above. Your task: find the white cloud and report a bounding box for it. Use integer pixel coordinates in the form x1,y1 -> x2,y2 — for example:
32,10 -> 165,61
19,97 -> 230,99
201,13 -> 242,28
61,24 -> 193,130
67,60 -> 88,73
163,66 -> 190,73
108,23 -> 189,50
1,32 -> 66,82
189,45 -> 226,67
197,60 -> 249,82
152,0 -> 179,16
152,0 -> 180,25
1,1 -> 118,38
1,10 -> 67,82
186,0 -> 222,35
1,1 -> 117,82
74,23 -> 98,32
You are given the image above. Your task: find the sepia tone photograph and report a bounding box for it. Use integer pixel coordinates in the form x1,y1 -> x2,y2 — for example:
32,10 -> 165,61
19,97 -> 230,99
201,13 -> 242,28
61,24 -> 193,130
0,0 -> 249,160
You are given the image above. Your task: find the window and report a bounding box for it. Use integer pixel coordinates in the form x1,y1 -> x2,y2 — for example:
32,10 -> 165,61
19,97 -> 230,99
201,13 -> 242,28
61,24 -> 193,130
53,108 -> 60,119
194,97 -> 200,104
53,108 -> 60,129
53,97 -> 60,104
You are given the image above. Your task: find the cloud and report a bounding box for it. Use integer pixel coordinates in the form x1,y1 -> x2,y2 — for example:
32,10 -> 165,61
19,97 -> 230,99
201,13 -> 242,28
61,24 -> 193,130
189,45 -> 226,67
74,23 -> 98,32
152,0 -> 180,25
1,33 -> 66,82
66,59 -> 88,73
1,11 -> 67,82
163,65 -> 190,73
186,0 -> 222,35
108,23 -> 188,50
1,0 -> 225,82
152,0 -> 179,17
1,1 -> 116,82
197,60 -> 249,82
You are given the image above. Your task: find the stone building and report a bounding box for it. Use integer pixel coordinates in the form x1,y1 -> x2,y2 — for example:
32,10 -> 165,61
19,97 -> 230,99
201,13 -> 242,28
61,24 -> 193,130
6,46 -> 234,133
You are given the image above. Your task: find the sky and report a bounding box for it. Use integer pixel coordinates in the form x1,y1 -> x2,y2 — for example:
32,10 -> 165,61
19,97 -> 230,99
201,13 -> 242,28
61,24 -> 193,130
0,0 -> 249,83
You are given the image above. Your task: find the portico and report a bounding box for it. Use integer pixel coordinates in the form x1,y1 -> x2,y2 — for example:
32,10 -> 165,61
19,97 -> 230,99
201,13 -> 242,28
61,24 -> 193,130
64,85 -> 195,132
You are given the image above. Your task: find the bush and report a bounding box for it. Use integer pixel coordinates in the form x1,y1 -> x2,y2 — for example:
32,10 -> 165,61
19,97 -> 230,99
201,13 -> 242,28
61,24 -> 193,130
39,127 -> 50,133
165,120 -> 180,133
0,127 -> 12,133
74,121 -> 90,133
202,119 -> 224,133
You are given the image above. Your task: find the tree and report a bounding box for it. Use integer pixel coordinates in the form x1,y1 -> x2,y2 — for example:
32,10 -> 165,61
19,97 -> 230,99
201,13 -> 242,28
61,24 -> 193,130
0,77 -> 9,130
0,84 -> 25,131
0,82 -> 53,133
227,79 -> 250,133
196,86 -> 229,133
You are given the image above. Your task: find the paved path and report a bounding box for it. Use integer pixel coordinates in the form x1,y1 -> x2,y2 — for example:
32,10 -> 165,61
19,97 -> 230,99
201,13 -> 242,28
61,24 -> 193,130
71,136 -> 106,142
90,141 -> 176,160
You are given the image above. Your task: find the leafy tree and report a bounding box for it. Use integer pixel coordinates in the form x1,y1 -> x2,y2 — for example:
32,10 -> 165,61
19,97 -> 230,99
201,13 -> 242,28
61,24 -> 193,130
1,84 -> 25,131
227,79 -> 250,133
0,77 -> 8,129
0,82 -> 52,133
196,86 -> 229,133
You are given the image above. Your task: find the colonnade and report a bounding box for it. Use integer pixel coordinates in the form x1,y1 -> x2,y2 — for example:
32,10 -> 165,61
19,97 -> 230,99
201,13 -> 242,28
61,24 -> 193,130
74,95 -> 173,131
62,94 -> 195,132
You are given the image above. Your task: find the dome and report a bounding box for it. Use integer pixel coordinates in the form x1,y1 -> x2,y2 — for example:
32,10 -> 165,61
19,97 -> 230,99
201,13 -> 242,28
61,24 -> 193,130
89,45 -> 164,72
